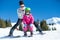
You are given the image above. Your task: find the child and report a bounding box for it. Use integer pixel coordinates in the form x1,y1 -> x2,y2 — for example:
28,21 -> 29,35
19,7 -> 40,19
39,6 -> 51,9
23,7 -> 34,37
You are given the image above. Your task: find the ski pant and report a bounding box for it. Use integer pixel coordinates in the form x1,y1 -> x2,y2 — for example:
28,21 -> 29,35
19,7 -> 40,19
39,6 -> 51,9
9,19 -> 23,35
34,21 -> 42,33
23,24 -> 33,32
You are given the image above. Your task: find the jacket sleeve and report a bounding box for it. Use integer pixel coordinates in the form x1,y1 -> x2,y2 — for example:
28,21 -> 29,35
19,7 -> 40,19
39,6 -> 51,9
17,8 -> 24,19
17,8 -> 21,17
30,14 -> 34,24
23,15 -> 26,24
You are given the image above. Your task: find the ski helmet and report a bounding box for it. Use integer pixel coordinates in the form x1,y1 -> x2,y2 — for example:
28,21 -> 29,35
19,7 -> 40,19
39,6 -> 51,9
25,7 -> 31,11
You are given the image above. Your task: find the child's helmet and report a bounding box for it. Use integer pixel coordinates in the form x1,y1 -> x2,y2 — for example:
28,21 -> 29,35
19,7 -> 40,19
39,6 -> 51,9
25,7 -> 31,11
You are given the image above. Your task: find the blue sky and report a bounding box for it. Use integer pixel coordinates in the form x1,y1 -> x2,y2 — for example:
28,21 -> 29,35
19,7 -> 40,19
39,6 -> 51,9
0,0 -> 60,22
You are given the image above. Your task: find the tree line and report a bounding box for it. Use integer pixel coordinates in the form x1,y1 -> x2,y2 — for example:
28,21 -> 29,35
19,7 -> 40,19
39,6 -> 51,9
0,18 -> 12,28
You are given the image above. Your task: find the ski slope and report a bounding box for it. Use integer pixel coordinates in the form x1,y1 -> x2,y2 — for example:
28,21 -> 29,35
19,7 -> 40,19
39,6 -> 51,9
0,24 -> 60,40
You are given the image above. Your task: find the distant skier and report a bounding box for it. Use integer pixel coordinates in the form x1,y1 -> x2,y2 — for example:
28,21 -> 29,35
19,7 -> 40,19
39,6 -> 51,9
23,7 -> 34,37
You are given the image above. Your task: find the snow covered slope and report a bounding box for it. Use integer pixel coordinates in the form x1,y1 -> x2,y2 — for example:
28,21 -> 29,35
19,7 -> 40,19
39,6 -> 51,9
0,27 -> 60,40
46,17 -> 60,24
46,17 -> 60,31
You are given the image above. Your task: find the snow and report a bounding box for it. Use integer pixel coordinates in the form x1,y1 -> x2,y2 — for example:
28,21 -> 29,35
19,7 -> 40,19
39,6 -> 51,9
0,17 -> 60,40
46,17 -> 60,31
0,24 -> 60,40
46,17 -> 60,24
11,23 -> 16,26
48,24 -> 60,31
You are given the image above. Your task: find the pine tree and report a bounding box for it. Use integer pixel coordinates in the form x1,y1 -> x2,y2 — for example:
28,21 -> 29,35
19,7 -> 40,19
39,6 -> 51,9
0,18 -> 2,28
5,19 -> 12,27
0,18 -> 12,28
0,19 -> 6,28
8,19 -> 12,27
40,20 -> 49,31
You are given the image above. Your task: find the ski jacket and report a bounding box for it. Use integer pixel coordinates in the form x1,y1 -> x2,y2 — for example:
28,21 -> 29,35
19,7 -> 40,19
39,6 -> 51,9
17,7 -> 26,19
23,14 -> 34,25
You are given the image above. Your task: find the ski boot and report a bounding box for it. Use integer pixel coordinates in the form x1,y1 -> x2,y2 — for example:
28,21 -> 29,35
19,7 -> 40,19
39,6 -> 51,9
28,31 -> 33,37
23,32 -> 27,37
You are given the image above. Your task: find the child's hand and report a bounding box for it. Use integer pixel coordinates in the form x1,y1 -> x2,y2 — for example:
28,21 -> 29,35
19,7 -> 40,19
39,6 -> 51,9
24,24 -> 27,27
30,24 -> 33,26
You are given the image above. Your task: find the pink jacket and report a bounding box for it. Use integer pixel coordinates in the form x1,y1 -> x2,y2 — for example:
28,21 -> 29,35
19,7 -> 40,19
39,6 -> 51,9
23,14 -> 34,25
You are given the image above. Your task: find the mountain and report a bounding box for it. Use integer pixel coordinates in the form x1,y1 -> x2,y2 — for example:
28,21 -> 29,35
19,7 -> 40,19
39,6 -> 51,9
46,17 -> 60,24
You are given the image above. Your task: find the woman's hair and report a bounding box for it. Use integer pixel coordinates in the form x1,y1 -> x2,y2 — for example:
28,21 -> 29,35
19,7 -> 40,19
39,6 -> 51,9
19,1 -> 24,5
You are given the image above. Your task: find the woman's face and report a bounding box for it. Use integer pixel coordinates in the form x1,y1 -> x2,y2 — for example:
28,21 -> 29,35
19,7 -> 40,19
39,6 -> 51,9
20,4 -> 24,8
20,4 -> 25,10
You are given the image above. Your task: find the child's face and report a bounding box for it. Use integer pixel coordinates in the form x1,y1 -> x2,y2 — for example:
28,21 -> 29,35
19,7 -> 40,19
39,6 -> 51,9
25,11 -> 30,15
